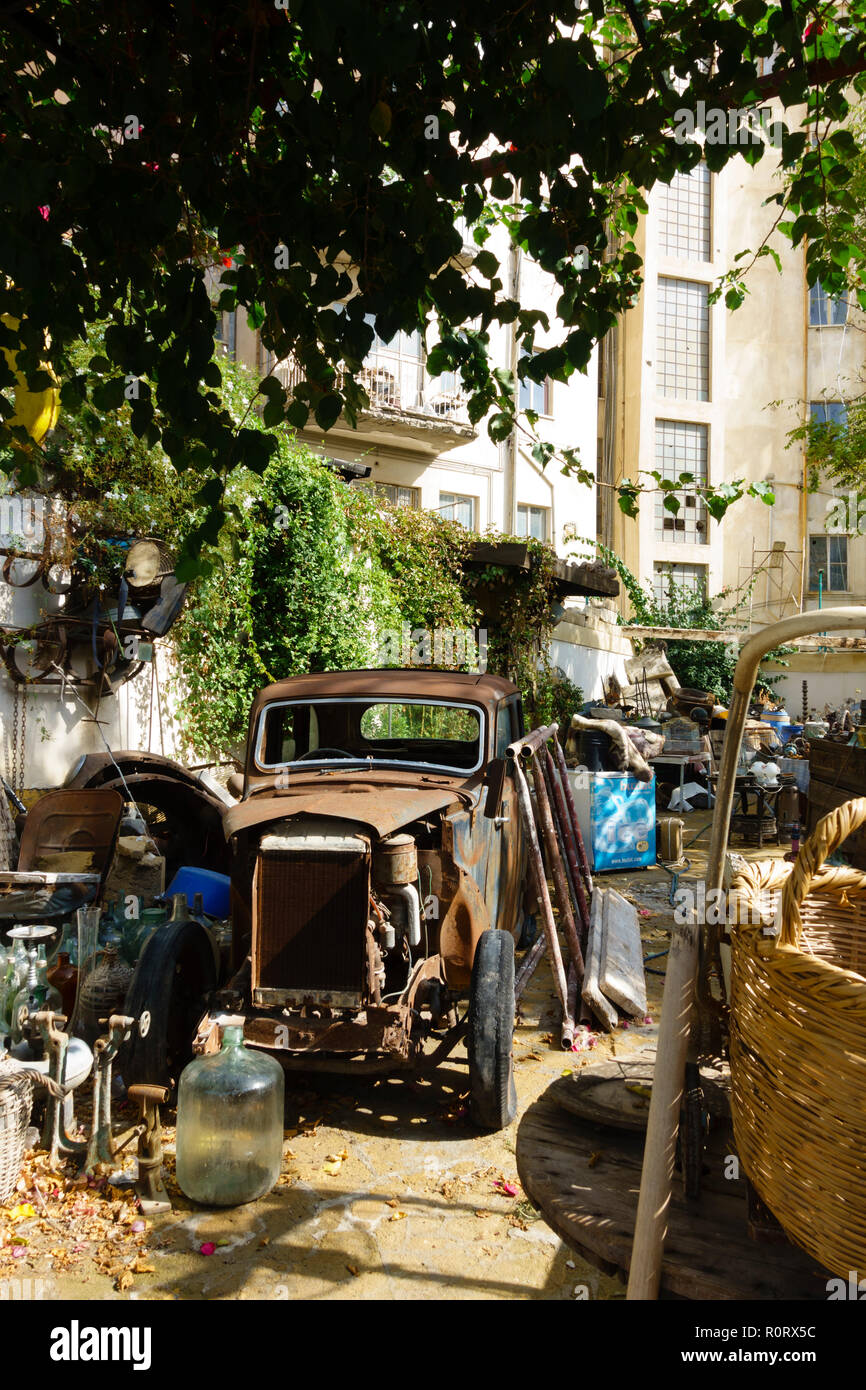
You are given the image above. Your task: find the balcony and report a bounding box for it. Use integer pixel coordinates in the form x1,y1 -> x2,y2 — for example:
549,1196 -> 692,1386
268,349 -> 477,450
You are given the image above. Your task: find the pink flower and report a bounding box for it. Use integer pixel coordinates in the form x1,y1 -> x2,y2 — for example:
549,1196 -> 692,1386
200,1242 -> 216,1256
11,1247 -> 26,1259
38,206 -> 50,220
131,1220 -> 146,1234
494,1180 -> 518,1197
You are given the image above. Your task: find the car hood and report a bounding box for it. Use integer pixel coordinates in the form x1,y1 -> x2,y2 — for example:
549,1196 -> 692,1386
223,782 -> 474,841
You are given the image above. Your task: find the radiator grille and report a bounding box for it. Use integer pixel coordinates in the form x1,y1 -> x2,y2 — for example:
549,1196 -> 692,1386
253,847 -> 369,1003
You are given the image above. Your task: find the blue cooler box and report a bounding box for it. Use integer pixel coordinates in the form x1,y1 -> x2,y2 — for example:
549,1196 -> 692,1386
569,771 -> 656,872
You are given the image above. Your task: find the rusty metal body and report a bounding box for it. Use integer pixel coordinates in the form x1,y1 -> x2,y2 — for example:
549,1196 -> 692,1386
0,788 -> 123,924
207,670 -> 528,1073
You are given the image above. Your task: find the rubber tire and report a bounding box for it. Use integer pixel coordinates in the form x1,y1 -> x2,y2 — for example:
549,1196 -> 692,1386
120,920 -> 218,1094
468,929 -> 518,1131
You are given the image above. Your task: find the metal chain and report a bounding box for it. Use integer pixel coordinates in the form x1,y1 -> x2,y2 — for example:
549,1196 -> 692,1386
12,682 -> 26,793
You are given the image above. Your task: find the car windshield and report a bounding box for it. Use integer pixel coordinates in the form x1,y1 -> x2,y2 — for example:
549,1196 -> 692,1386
255,698 -> 484,774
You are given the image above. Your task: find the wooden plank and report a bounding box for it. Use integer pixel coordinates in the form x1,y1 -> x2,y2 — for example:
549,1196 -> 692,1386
807,777 -> 866,868
625,647 -> 676,683
599,887 -> 647,1018
516,1085 -> 829,1300
582,890 -> 618,1031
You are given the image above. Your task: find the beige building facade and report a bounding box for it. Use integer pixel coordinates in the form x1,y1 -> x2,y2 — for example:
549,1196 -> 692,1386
602,99 -> 866,637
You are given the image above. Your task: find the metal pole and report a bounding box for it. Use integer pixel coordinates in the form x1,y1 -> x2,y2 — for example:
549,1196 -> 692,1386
507,724 -> 558,762
515,933 -> 546,1002
544,747 -> 590,957
628,605 -> 866,1301
511,755 -> 571,1036
552,731 -> 594,898
532,750 -> 584,1048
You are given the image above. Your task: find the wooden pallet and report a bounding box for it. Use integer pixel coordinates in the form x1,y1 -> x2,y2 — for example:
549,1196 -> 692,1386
516,1063 -> 830,1300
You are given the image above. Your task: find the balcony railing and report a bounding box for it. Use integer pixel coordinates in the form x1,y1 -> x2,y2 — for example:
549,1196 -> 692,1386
267,350 -> 470,425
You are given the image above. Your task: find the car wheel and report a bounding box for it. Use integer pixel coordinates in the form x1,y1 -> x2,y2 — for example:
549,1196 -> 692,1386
467,929 -> 517,1131
120,920 -> 217,1095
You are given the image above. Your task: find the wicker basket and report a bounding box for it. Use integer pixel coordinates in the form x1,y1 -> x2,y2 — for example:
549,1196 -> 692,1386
728,798 -> 866,1276
0,1063 -> 34,1207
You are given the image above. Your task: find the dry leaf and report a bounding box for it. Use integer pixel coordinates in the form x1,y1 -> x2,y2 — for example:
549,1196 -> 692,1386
346,1264 -> 360,1277
385,1199 -> 400,1208
5,1203 -> 36,1222
116,1270 -> 134,1291
322,1148 -> 348,1176
588,1151 -> 602,1169
132,1259 -> 155,1274
389,1210 -> 407,1222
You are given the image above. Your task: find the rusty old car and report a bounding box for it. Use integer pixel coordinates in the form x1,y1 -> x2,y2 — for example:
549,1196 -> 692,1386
124,669 -> 530,1129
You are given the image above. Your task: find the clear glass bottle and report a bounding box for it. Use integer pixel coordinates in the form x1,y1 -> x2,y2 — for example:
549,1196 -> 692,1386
176,1023 -> 284,1207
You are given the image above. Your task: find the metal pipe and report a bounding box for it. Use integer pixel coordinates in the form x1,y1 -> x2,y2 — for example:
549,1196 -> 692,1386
541,751 -> 580,915
506,724 -> 558,762
391,882 -> 421,948
545,747 -> 590,958
565,959 -> 583,1050
514,933 -> 546,1002
511,755 -> 571,1036
553,732 -> 594,898
628,604 -> 866,1303
532,752 -> 584,1048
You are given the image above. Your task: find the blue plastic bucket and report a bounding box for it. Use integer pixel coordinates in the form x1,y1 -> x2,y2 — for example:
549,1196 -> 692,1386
165,867 -> 231,919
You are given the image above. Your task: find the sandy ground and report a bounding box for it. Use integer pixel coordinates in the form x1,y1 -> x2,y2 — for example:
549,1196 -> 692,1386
3,808 -> 774,1302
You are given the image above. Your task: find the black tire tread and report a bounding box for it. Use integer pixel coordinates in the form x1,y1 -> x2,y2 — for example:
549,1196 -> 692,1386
120,920 -> 217,1093
467,929 -> 517,1131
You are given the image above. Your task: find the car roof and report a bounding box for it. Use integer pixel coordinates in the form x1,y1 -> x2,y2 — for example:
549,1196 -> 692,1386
249,669 -> 519,722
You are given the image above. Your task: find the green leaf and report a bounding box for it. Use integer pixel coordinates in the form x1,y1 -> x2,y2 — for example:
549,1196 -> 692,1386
314,393 -> 343,430
369,101 -> 392,137
473,250 -> 500,278
487,412 -> 513,442
262,398 -> 285,428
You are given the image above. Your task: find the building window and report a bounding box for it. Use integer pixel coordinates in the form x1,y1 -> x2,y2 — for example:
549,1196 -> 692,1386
809,281 -> 848,327
657,278 -> 710,401
654,420 -> 708,544
658,163 -> 711,262
517,504 -> 549,541
363,482 -> 420,509
810,400 -> 848,428
215,308 -> 236,359
653,561 -> 708,608
809,535 -> 848,592
518,352 -> 552,416
438,492 -> 476,529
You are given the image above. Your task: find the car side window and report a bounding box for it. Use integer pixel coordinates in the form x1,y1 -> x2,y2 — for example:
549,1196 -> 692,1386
495,705 -> 512,759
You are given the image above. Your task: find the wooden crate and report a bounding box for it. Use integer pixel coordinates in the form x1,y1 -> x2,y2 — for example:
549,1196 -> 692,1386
807,741 -> 866,869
